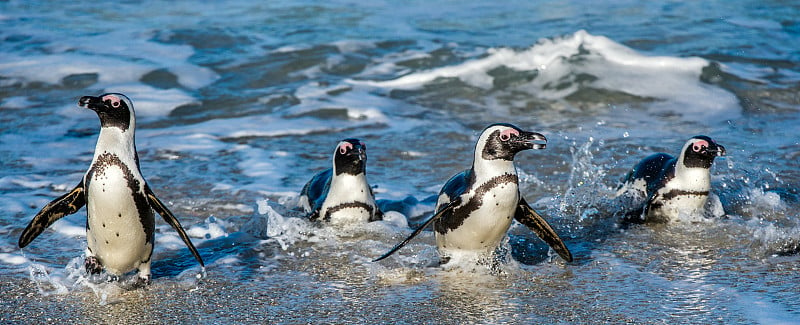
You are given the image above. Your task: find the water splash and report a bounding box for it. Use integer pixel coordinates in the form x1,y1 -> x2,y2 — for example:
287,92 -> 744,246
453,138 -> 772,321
558,137 -> 614,221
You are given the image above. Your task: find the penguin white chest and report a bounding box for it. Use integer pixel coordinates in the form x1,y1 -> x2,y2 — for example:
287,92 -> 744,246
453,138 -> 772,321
437,182 -> 518,254
321,174 -> 376,223
650,186 -> 709,221
86,162 -> 153,275
649,168 -> 712,221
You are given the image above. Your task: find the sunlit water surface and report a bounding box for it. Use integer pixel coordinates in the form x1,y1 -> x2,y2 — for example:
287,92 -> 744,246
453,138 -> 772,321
1,1 -> 799,323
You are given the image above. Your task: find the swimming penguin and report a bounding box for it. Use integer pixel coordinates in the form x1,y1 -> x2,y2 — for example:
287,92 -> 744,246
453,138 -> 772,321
298,138 -> 383,223
374,123 -> 572,264
616,135 -> 726,223
18,93 -> 204,284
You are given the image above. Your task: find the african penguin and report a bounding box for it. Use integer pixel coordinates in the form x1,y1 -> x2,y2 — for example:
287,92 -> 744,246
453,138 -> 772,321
374,123 -> 572,264
616,135 -> 726,223
298,138 -> 383,224
18,93 -> 204,284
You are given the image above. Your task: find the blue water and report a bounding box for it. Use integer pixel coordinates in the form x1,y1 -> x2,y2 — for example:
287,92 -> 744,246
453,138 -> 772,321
1,0 -> 799,323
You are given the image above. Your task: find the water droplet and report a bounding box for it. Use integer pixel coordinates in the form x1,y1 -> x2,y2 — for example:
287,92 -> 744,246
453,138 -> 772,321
623,132 -> 630,138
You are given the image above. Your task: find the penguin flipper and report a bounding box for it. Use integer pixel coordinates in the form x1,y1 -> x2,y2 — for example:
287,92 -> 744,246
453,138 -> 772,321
515,197 -> 573,262
300,169 -> 332,220
145,185 -> 205,268
19,182 -> 86,248
372,202 -> 455,262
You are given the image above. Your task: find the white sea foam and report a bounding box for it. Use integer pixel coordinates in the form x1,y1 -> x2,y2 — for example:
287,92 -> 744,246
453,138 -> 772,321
0,96 -> 34,109
352,30 -> 739,119
235,145 -> 295,179
0,26 -> 218,90
0,53 -> 150,86
148,110 -> 385,144
105,84 -> 199,117
51,219 -> 87,238
185,216 -> 231,240
0,253 -> 29,265
251,199 -> 411,256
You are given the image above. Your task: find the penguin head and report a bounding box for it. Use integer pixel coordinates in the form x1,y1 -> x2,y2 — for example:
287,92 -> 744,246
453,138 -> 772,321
477,123 -> 547,161
333,138 -> 367,176
79,93 -> 135,132
680,135 -> 726,169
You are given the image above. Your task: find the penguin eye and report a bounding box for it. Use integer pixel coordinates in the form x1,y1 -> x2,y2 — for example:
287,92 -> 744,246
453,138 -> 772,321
500,134 -> 510,141
692,144 -> 706,152
339,147 -> 348,154
111,100 -> 120,108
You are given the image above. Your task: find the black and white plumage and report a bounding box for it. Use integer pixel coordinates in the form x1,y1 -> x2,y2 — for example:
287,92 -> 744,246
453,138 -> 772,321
18,93 -> 203,284
298,139 -> 383,223
616,135 -> 726,223
374,123 -> 572,264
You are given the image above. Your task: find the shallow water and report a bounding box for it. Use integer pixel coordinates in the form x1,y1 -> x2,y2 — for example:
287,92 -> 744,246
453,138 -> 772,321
2,1 -> 799,323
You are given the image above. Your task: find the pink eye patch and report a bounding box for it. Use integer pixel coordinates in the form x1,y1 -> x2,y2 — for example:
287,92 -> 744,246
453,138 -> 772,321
499,128 -> 519,141
338,142 -> 353,154
692,140 -> 709,152
102,95 -> 121,108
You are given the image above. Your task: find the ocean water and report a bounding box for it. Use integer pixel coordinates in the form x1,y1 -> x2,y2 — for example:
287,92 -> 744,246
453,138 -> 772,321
1,0 -> 799,323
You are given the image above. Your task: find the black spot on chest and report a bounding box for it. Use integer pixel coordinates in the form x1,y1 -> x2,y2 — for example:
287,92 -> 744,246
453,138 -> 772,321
85,152 -> 154,243
434,173 -> 518,234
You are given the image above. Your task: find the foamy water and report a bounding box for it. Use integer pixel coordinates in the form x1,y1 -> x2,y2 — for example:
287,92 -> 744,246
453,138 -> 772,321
1,0 -> 799,323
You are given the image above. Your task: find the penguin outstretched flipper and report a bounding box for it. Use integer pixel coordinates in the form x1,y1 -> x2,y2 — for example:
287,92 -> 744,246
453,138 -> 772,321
376,123 -> 571,265
19,182 -> 86,248
372,201 -> 456,262
514,198 -> 572,262
145,185 -> 204,268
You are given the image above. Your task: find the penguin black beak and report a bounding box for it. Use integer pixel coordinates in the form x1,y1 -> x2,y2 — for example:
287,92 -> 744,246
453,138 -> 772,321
355,146 -> 366,161
518,131 -> 547,150
78,96 -> 105,111
345,144 -> 366,161
712,143 -> 726,157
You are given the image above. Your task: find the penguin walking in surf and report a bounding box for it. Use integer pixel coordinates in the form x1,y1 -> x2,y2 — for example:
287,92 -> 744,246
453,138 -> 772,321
298,138 -> 383,223
374,123 -> 572,264
615,135 -> 726,223
18,93 -> 204,284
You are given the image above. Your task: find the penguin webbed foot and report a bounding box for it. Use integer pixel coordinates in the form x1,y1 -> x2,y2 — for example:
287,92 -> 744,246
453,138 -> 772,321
618,208 -> 647,228
84,256 -> 103,275
136,274 -> 152,287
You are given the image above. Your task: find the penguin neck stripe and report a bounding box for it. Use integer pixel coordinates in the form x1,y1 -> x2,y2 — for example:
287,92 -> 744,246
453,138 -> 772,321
661,189 -> 709,201
324,202 -> 374,221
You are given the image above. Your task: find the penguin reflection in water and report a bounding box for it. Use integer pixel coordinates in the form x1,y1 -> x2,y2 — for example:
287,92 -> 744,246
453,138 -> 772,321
18,93 -> 204,285
374,123 -> 572,265
616,135 -> 726,223
299,139 -> 383,224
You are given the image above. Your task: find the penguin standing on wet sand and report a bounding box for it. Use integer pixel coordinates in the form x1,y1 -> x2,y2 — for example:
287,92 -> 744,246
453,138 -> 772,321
299,138 -> 383,223
616,135 -> 726,223
374,123 -> 572,264
18,93 -> 204,284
